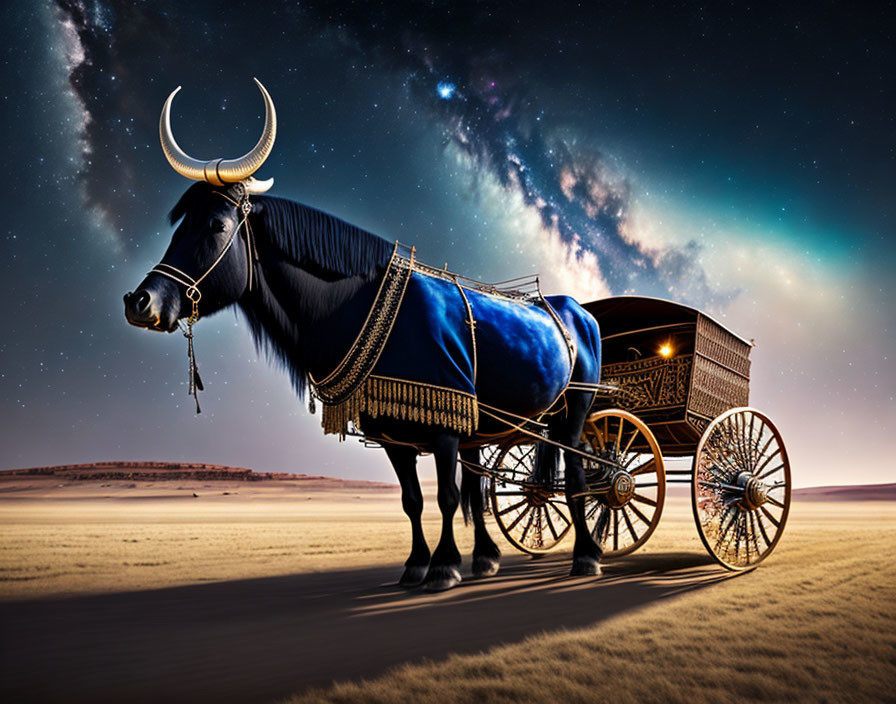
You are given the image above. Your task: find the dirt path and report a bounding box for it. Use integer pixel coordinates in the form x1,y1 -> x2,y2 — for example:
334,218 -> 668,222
0,551 -> 729,703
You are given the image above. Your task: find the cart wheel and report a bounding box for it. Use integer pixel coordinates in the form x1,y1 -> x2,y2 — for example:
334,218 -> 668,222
489,438 -> 572,554
692,407 -> 791,570
581,409 -> 666,558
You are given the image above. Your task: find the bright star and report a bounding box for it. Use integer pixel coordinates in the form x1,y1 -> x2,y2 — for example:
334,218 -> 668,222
436,81 -> 456,99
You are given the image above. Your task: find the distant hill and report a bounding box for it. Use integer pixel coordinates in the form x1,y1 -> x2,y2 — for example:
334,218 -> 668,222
0,461 -> 395,489
793,483 -> 896,501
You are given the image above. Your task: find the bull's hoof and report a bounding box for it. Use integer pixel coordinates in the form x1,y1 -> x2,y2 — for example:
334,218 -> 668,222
570,555 -> 602,577
472,555 -> 500,578
423,565 -> 462,592
398,565 -> 428,588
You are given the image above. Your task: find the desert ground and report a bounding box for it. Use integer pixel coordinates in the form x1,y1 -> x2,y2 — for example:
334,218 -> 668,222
1,474 -> 894,703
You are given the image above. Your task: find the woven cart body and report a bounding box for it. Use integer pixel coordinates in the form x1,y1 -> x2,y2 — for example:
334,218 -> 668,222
582,296 -> 752,456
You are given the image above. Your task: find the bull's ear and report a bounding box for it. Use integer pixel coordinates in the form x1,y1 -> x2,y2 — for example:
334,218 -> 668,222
169,182 -> 211,225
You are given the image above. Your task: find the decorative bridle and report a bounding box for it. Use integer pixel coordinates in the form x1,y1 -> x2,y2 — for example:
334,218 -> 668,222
149,183 -> 259,413
153,77 -> 276,413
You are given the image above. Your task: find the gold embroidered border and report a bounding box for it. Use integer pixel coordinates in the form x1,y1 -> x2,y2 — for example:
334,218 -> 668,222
310,244 -> 414,404
322,375 -> 479,438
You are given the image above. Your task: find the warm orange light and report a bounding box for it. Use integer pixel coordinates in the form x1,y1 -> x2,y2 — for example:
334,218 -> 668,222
659,344 -> 673,358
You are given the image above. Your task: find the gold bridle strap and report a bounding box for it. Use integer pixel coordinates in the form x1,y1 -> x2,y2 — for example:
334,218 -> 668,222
150,188 -> 255,313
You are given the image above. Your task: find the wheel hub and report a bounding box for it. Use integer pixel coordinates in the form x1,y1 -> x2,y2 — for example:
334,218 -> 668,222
737,471 -> 768,510
523,485 -> 552,507
607,471 -> 636,508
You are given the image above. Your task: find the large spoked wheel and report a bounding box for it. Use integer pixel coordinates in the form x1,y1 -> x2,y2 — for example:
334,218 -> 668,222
692,407 -> 791,570
489,438 -> 572,555
580,410 -> 666,558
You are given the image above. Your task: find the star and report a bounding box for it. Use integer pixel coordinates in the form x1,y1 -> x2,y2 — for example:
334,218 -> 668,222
436,81 -> 456,100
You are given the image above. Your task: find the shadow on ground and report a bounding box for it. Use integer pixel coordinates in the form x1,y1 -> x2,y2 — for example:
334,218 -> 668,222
0,551 -> 735,703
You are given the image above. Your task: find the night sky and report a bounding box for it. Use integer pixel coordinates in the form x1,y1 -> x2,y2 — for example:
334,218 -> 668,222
1,1 -> 892,486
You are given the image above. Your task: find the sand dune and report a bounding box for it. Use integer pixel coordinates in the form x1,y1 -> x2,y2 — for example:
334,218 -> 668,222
792,482 -> 896,501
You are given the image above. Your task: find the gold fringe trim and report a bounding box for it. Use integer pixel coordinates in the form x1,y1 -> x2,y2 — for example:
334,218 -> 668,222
321,376 -> 479,438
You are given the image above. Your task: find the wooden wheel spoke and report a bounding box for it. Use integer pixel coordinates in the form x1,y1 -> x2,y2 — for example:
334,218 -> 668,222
627,501 -> 651,526
704,443 -> 741,480
613,418 -> 624,457
515,445 -> 535,463
738,413 -> 755,471
734,512 -> 748,560
714,507 -> 739,551
630,458 -> 657,476
519,510 -> 536,543
754,510 -> 772,547
754,447 -> 782,476
724,416 -> 747,473
701,442 -> 737,476
548,501 -> 572,526
544,504 -> 560,540
757,462 -> 784,481
584,499 -> 600,521
765,495 -> 785,509
621,426 -> 641,457
750,432 -> 776,473
498,498 -> 528,516
760,505 -> 780,528
621,507 -> 639,544
735,514 -> 745,562
612,509 -> 619,551
736,513 -> 746,562
746,413 -> 757,465
747,510 -> 762,558
632,492 -> 657,507
505,505 -> 531,531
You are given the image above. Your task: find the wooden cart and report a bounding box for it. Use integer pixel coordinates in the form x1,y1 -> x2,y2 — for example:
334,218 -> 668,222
487,296 -> 791,570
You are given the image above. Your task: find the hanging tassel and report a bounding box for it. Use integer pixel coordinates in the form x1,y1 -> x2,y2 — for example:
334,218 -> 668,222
184,320 -> 202,414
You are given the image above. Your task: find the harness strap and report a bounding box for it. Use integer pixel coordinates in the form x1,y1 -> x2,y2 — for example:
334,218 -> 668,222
451,276 -> 478,385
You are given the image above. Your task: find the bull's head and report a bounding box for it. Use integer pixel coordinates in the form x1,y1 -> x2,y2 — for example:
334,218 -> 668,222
123,79 -> 276,332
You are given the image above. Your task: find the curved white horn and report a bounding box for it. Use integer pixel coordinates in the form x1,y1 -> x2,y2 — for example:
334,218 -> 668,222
159,86 -> 208,181
159,78 -> 277,185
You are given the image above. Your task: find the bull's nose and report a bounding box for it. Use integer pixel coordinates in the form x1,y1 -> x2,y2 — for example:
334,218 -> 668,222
131,290 -> 152,315
124,288 -> 159,327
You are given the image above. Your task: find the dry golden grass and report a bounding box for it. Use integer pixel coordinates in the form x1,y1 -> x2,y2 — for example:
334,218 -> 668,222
0,478 -> 477,600
2,479 -> 894,703
288,501 -> 896,704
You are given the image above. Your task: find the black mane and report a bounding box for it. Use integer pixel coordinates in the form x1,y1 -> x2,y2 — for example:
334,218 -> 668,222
168,182 -> 393,278
254,194 -> 393,279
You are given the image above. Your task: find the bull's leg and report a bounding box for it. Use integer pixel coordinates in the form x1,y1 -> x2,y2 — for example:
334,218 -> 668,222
423,433 -> 463,592
555,391 -> 603,576
460,447 -> 501,578
383,442 -> 430,588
